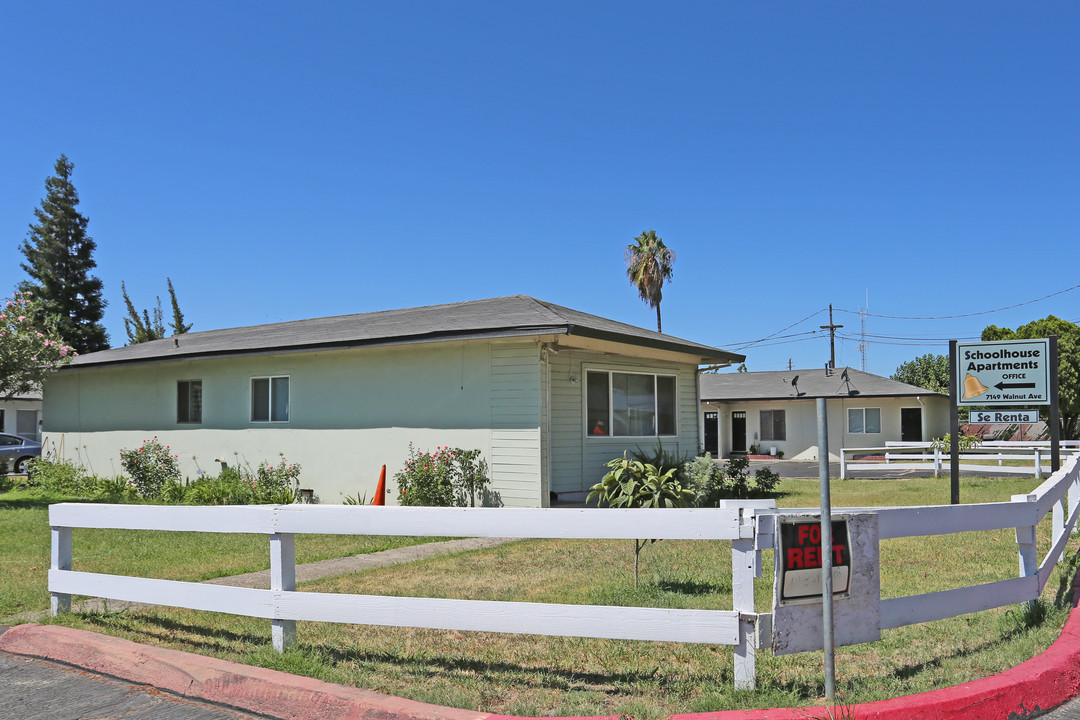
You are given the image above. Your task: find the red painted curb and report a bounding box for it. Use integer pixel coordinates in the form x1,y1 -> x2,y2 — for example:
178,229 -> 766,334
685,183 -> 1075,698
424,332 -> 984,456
3,595 -> 1080,720
0,624 -> 486,720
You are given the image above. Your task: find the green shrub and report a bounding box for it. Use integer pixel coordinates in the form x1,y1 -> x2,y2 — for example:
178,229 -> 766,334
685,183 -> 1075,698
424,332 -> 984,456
120,437 -> 181,498
588,452 -> 694,509
684,454 -> 780,506
27,456 -> 93,494
931,432 -> 982,453
184,457 -> 302,505
395,444 -> 491,507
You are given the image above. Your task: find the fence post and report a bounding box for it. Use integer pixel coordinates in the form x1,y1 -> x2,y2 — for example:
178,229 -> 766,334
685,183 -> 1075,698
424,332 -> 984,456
1053,497 -> 1065,551
840,451 -> 847,481
1035,449 -> 1043,480
1013,493 -> 1039,609
732,509 -> 757,690
934,447 -> 941,477
271,532 -> 297,652
50,526 -> 72,616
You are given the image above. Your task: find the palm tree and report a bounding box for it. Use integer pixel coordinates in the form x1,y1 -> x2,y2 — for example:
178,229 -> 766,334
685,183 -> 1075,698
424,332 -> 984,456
625,229 -> 675,333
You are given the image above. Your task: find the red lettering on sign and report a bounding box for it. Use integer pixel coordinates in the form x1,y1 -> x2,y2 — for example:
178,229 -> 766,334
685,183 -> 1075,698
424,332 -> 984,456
787,548 -> 803,568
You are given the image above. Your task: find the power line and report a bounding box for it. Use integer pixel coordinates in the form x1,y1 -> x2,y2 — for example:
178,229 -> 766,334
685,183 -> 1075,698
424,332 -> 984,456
835,282 -> 1080,321
723,308 -> 827,350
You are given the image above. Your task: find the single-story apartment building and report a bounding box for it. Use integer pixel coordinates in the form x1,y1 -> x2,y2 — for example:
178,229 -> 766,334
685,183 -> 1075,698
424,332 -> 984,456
43,296 -> 743,506
1,388 -> 42,442
699,367 -> 949,461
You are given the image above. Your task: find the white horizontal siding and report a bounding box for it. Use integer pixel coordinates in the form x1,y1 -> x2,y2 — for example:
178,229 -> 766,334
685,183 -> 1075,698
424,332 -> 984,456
489,344 -> 542,507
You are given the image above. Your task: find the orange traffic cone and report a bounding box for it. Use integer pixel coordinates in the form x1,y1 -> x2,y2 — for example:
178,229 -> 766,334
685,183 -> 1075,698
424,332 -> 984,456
372,465 -> 386,506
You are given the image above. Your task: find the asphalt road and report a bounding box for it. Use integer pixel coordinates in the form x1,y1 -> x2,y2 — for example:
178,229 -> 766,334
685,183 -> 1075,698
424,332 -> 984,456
1,628 -> 267,720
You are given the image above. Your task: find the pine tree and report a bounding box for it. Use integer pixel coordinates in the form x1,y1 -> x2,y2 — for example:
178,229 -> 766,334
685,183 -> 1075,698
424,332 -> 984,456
18,155 -> 109,353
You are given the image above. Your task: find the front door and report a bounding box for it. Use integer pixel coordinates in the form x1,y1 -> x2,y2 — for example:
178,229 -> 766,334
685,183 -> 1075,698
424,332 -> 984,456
704,412 -> 719,457
901,408 -> 922,443
731,411 -> 747,454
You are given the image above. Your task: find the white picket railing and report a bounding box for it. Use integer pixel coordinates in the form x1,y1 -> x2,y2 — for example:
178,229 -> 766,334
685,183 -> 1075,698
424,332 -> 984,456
48,455 -> 1080,692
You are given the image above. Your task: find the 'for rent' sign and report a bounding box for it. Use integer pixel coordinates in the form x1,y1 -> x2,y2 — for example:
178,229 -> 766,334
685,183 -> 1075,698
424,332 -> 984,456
778,519 -> 851,604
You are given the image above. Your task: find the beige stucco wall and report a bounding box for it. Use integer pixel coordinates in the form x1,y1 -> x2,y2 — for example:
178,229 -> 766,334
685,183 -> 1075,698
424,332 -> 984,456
702,395 -> 950,461
43,340 -> 544,506
42,336 -> 707,506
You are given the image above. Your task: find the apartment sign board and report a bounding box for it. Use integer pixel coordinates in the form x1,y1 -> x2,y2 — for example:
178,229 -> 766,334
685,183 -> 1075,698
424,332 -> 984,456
956,339 -> 1050,407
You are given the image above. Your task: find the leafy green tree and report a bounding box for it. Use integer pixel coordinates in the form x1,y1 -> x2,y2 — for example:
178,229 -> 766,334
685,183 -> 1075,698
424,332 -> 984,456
625,229 -> 675,333
121,278 -> 192,345
18,155 -> 108,353
587,452 -> 694,587
0,292 -> 76,400
982,315 -> 1080,439
892,353 -> 950,394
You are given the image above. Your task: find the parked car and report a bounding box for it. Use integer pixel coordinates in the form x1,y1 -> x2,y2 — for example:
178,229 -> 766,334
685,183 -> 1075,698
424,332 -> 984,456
0,433 -> 42,475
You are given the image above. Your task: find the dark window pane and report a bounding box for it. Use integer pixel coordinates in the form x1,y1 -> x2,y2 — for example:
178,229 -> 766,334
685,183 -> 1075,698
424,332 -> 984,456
586,372 -> 609,436
178,382 -> 189,423
656,376 -> 676,435
252,378 -> 269,422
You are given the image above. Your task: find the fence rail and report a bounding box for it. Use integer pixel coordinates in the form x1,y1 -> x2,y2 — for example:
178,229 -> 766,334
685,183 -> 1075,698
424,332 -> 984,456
840,444 -> 1078,480
49,456 -> 1080,692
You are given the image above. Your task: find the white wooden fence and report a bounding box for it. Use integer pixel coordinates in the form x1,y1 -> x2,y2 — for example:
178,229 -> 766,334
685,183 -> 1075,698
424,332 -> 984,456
49,455 -> 1080,692
48,503 -> 759,677
840,444 -> 1079,480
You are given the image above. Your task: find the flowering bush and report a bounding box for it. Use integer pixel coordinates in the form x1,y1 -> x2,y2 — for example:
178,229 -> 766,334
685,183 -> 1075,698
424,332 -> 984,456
396,444 -> 455,506
0,291 -> 76,399
250,455 -> 301,504
120,437 -> 181,498
394,444 -> 490,507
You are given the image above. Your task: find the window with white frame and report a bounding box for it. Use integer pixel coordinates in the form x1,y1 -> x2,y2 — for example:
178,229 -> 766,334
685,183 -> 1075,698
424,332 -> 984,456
177,380 -> 203,424
760,409 -> 786,441
847,407 -> 881,434
586,370 -> 677,437
251,376 -> 289,422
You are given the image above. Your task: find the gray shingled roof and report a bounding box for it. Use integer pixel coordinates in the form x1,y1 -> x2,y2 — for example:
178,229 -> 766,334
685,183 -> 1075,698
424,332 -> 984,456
699,367 -> 946,401
68,295 -> 745,368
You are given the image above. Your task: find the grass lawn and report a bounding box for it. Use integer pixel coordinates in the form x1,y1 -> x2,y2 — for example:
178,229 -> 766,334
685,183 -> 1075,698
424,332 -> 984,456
0,490 -> 439,622
16,476 -> 1080,717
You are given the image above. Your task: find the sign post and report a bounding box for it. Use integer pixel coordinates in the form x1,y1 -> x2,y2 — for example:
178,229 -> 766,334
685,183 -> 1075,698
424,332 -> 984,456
816,396 -> 835,700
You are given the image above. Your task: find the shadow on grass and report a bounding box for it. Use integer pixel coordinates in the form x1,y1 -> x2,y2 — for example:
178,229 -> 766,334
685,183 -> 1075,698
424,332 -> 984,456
306,642 -> 727,696
654,578 -> 728,596
61,611 -> 268,654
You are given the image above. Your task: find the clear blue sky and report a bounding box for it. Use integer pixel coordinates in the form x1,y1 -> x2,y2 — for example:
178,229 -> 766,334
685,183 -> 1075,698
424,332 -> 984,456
2,2 -> 1077,377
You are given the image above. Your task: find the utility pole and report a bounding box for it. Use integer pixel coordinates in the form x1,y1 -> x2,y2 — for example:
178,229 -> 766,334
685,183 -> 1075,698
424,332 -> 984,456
820,304 -> 844,370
